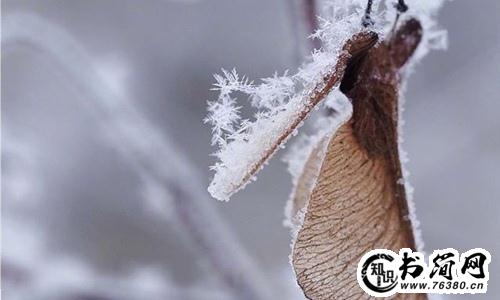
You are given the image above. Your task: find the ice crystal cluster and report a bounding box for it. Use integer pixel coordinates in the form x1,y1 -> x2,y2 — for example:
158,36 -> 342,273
205,0 -> 446,201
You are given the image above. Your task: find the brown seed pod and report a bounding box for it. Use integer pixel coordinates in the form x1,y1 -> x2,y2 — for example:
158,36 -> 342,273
291,19 -> 425,300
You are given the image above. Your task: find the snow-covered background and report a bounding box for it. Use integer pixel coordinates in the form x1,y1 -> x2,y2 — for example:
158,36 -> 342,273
2,0 -> 499,299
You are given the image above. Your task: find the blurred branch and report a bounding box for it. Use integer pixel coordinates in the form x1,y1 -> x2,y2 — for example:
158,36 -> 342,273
3,259 -> 232,300
2,13 -> 274,300
300,0 -> 321,50
286,0 -> 321,64
284,0 -> 303,65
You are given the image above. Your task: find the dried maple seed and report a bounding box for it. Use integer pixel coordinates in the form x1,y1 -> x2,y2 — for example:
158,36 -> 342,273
292,19 -> 425,300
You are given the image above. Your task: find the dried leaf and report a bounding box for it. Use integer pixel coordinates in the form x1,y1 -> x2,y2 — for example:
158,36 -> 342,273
292,19 -> 425,299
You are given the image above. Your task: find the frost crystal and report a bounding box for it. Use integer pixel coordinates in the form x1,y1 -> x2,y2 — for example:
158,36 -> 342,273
206,0 -> 446,201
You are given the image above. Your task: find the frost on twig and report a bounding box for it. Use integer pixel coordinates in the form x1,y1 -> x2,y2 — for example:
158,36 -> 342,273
206,1 -> 446,202
206,32 -> 378,201
205,0 -> 445,200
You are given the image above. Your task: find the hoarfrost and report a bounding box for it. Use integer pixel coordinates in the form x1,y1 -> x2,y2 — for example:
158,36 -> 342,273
206,0 -> 446,201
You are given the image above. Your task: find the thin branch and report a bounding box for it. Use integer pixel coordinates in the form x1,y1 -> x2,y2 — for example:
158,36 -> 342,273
284,0 -> 304,66
362,0 -> 375,27
2,259 -> 232,300
391,0 -> 410,35
301,0 -> 322,51
285,0 -> 321,66
2,13 -> 274,300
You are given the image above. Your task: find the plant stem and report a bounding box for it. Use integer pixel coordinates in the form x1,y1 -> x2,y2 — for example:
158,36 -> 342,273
2,13 -> 274,300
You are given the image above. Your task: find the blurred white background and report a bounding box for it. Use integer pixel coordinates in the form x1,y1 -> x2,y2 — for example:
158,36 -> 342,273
2,0 -> 499,299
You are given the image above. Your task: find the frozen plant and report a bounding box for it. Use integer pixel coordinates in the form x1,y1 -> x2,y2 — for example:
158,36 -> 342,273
206,1 -> 447,299
206,0 -> 446,202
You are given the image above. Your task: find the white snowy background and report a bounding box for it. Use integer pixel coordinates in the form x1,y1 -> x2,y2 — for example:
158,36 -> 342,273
2,0 -> 499,299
